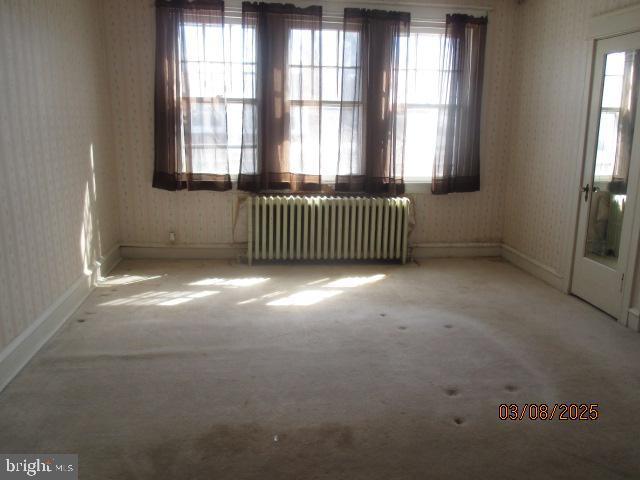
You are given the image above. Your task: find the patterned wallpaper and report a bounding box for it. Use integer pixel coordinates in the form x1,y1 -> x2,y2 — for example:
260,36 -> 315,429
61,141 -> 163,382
7,0 -> 640,354
503,0 -> 640,280
102,0 -> 517,247
0,0 -> 119,350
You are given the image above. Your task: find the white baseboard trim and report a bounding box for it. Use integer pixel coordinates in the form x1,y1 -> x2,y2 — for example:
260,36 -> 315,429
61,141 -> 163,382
501,244 -> 565,291
95,244 -> 123,280
121,243 -> 245,260
411,242 -> 502,258
0,245 -> 121,393
626,308 -> 640,332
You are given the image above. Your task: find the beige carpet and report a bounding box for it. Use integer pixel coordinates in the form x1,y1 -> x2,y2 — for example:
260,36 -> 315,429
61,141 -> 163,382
0,257 -> 639,479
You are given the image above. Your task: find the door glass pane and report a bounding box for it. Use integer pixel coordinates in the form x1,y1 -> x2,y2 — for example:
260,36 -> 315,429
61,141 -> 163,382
585,49 -> 640,266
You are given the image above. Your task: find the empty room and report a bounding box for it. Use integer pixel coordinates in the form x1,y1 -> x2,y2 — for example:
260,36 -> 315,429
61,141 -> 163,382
2,0 -> 640,478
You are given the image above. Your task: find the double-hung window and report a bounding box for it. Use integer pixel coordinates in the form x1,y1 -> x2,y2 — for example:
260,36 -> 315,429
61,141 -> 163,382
286,22 -> 445,184
399,28 -> 445,183
180,16 -> 255,178
287,23 -> 362,182
178,15 -> 445,184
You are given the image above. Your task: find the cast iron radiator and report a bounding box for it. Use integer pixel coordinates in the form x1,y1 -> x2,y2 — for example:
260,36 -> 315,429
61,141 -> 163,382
247,196 -> 410,265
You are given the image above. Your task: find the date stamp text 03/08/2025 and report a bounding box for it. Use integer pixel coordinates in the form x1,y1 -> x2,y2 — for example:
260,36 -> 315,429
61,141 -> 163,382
498,403 -> 599,421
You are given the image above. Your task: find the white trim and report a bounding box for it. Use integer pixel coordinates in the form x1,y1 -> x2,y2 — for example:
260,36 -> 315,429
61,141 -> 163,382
501,244 -> 565,291
627,308 -> 640,332
0,245 -> 121,393
564,36 -> 596,295
589,4 -> 640,40
96,244 -> 123,280
121,244 -> 246,260
411,242 -> 501,258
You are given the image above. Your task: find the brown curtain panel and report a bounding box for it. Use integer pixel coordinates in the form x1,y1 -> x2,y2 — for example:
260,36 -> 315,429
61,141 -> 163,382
153,0 -> 232,191
335,9 -> 410,195
432,14 -> 487,195
238,2 -> 323,192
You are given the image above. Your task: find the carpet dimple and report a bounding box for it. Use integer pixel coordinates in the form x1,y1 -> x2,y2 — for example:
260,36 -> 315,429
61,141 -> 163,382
445,388 -> 459,397
3,259 -> 640,480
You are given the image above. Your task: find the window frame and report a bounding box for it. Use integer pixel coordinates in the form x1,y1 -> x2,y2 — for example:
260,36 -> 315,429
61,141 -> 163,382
179,16 -> 256,180
398,25 -> 447,188
179,13 -> 446,191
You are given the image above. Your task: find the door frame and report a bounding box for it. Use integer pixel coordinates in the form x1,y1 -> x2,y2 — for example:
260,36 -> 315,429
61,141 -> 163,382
566,4 -> 640,324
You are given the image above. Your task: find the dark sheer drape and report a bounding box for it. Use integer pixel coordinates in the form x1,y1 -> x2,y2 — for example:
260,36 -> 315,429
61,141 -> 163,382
336,9 -> 410,195
432,14 -> 487,195
238,2 -> 323,192
153,0 -> 232,191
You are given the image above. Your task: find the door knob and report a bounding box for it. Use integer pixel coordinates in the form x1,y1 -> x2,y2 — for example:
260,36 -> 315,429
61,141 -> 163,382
581,184 -> 590,202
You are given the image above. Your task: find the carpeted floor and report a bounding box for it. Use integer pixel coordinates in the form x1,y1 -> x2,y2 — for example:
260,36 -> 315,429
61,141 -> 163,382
0,257 -> 639,479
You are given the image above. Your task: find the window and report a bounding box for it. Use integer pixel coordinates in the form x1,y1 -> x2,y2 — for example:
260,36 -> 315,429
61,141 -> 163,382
287,25 -> 362,181
179,17 -> 443,183
400,29 -> 445,182
595,51 -> 630,182
181,18 -> 255,177
287,27 -> 322,176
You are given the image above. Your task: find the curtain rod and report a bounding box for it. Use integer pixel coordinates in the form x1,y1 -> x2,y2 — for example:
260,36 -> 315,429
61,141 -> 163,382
224,0 -> 492,14
316,0 -> 492,11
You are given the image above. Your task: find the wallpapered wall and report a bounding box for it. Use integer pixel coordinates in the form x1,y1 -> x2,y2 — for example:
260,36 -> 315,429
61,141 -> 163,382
102,0 -> 517,248
503,0 -> 640,286
0,0 -> 119,350
4,0 -> 640,355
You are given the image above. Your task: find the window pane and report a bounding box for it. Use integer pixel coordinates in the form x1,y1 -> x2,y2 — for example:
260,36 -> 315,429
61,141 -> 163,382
289,28 -> 320,66
322,66 -> 340,101
183,62 -> 225,97
322,29 -> 339,66
290,105 -> 320,174
415,33 -> 441,70
605,51 -> 626,76
343,31 -> 359,67
180,20 -> 256,177
190,147 -> 228,174
405,70 -> 440,104
188,101 -> 227,146
337,105 -> 363,175
321,104 -> 340,176
204,25 -> 224,62
403,107 -> 438,180
602,75 -> 623,109
594,111 -> 619,180
183,24 -> 205,61
397,31 -> 445,181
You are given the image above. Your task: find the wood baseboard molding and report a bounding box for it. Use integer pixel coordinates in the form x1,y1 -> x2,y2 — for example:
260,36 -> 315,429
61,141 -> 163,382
501,244 -> 565,291
120,243 -> 246,260
0,245 -> 121,392
411,242 -> 502,259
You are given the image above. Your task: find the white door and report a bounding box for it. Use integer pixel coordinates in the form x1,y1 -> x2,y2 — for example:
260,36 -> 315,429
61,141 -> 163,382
572,32 -> 640,318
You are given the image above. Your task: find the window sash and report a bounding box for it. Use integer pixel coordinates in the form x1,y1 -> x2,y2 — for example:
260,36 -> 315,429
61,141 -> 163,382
178,19 -> 445,183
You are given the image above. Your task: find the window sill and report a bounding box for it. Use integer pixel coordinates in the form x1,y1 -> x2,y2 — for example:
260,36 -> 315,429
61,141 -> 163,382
404,182 -> 431,194
185,179 -> 433,195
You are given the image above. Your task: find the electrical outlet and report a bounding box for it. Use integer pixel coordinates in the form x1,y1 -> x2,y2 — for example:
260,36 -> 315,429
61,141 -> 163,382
169,231 -> 176,243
